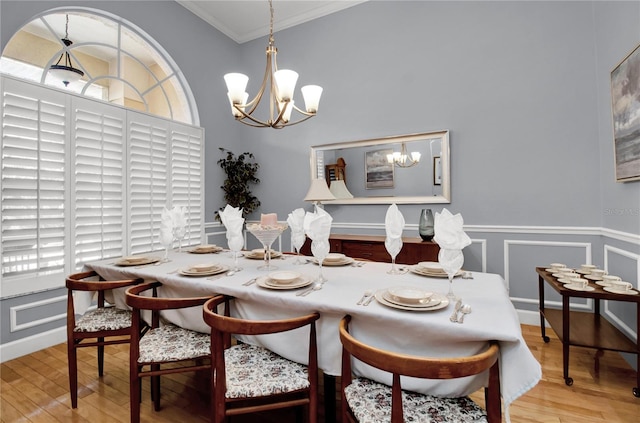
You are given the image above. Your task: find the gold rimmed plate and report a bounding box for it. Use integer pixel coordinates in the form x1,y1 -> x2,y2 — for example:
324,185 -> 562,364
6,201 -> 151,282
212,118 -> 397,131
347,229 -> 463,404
256,275 -> 312,290
115,256 -> 159,266
409,266 -> 463,278
179,264 -> 228,277
375,291 -> 449,311
245,251 -> 282,260
188,245 -> 223,254
309,257 -> 354,266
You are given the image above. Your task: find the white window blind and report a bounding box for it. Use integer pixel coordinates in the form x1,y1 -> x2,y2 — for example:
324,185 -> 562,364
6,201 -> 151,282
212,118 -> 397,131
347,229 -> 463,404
1,78 -> 67,279
1,76 -> 204,297
72,99 -> 126,267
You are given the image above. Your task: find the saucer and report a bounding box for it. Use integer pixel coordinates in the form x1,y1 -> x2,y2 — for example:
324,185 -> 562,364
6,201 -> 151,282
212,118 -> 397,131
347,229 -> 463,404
603,287 -> 638,295
585,274 -> 604,281
564,283 -> 595,292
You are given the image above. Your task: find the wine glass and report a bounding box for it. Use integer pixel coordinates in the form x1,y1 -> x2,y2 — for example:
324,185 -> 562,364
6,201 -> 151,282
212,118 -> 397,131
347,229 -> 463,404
228,236 -> 243,273
248,225 -> 287,271
292,231 -> 306,265
159,227 -> 173,263
384,237 -> 403,274
311,239 -> 329,282
438,248 -> 464,300
173,225 -> 186,253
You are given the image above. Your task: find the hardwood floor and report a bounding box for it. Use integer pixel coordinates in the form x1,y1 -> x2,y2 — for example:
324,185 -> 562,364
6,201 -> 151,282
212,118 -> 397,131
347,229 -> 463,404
1,324 -> 639,422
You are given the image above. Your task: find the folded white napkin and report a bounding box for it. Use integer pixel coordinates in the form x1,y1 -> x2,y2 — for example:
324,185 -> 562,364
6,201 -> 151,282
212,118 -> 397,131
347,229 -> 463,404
287,208 -> 307,249
434,208 -> 471,250
171,206 -> 187,232
303,207 -> 332,242
384,204 -> 404,258
219,204 -> 245,249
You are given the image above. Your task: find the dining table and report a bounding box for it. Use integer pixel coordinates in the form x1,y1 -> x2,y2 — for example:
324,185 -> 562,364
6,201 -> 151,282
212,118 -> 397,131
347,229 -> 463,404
83,248 -> 541,422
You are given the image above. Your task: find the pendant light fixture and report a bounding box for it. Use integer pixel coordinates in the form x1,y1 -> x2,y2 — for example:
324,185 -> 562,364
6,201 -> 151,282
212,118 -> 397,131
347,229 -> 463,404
386,142 -> 421,168
224,0 -> 323,129
49,14 -> 84,87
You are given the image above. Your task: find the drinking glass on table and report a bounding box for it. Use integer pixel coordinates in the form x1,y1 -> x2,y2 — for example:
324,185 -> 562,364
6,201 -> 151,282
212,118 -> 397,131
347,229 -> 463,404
292,231 -> 306,265
385,237 -> 403,274
311,239 -> 329,282
439,248 -> 464,300
228,236 -> 243,273
159,228 -> 173,263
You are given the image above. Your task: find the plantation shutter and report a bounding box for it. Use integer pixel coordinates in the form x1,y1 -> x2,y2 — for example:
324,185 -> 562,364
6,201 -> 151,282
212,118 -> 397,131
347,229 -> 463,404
128,112 -> 169,254
171,124 -> 204,246
71,98 -> 126,268
0,78 -> 67,278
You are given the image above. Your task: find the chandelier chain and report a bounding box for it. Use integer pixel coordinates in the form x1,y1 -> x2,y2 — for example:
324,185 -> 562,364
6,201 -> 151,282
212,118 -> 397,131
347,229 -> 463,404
65,14 -> 69,39
269,0 -> 274,44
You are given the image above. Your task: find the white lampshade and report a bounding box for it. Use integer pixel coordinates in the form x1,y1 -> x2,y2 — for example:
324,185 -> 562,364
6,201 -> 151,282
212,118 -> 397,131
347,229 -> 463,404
279,100 -> 294,122
227,92 -> 248,117
411,151 -> 421,162
301,85 -> 322,113
274,69 -> 298,102
49,66 -> 83,86
329,180 -> 353,199
303,178 -> 335,203
224,73 -> 249,104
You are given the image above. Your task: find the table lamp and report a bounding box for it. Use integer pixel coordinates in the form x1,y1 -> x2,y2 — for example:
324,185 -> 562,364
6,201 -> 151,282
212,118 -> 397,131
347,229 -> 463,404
329,180 -> 353,199
304,178 -> 335,208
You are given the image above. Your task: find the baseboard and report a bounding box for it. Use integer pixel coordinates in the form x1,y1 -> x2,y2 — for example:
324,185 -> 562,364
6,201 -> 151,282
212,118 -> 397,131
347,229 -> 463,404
0,326 -> 66,363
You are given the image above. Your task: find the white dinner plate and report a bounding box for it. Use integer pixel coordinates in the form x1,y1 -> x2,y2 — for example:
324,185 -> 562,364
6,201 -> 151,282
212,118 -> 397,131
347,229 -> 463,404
603,287 -> 638,295
245,251 -> 282,260
256,275 -> 312,290
409,266 -> 463,278
309,257 -> 354,266
374,291 -> 449,311
382,291 -> 441,308
115,256 -> 159,266
179,264 -> 228,276
188,246 -> 223,254
564,283 -> 595,292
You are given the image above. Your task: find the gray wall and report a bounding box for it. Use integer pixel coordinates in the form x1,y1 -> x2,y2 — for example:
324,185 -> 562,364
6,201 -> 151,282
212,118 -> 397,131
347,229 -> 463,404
1,1 -> 639,365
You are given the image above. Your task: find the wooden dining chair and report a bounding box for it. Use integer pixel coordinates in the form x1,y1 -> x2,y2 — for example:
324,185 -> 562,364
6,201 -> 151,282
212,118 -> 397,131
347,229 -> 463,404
66,270 -> 143,408
202,295 -> 320,423
339,314 -> 502,423
125,281 -> 213,423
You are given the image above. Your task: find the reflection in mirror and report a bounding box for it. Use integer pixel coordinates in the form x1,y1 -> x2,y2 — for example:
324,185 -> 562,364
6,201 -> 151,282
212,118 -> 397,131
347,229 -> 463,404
310,131 -> 450,205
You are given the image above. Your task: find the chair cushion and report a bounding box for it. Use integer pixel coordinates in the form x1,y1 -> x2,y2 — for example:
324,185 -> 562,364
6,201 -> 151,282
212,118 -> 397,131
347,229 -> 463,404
74,306 -> 132,332
224,343 -> 310,399
138,324 -> 210,364
344,377 -> 487,423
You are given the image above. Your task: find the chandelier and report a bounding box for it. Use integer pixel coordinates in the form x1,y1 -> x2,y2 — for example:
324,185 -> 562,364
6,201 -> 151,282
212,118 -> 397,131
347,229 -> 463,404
48,14 -> 84,87
387,143 -> 421,168
223,0 -> 323,129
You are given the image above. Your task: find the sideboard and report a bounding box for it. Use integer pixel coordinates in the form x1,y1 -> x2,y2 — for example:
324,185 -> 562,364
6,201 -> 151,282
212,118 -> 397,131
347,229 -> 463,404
300,234 -> 439,265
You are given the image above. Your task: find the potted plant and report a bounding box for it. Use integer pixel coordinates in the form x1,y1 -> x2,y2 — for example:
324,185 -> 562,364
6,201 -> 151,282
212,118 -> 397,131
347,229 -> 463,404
216,147 -> 260,220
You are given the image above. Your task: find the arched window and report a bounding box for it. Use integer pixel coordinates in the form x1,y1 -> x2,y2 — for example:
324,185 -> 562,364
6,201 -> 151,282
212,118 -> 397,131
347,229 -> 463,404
1,8 -> 198,125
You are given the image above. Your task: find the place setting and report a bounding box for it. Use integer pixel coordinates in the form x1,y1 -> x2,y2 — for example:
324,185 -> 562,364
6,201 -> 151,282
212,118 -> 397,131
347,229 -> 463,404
308,252 -> 354,266
114,255 -> 160,267
409,261 -> 463,278
255,270 -> 313,290
178,262 -> 229,277
371,286 -> 450,311
244,248 -> 283,260
187,244 -> 223,254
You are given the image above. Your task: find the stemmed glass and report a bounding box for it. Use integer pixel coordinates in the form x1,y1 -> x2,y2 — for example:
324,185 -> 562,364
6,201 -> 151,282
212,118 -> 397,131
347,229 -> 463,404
439,248 -> 464,300
311,239 -> 329,282
159,228 -> 173,263
292,231 -> 306,265
384,237 -> 403,274
228,236 -> 243,273
248,225 -> 287,271
173,226 -> 186,253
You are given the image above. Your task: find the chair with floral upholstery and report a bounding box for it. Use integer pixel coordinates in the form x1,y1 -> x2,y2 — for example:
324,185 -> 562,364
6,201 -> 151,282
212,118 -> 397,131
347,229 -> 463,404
202,295 -> 320,423
339,314 -> 502,423
66,270 -> 143,408
125,281 -> 213,423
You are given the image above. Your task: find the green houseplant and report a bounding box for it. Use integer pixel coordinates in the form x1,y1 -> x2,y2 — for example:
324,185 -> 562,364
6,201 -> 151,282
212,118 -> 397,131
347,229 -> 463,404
216,148 -> 260,220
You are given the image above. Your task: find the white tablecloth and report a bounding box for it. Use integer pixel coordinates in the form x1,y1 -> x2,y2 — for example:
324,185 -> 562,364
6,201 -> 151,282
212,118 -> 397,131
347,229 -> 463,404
85,250 -> 541,421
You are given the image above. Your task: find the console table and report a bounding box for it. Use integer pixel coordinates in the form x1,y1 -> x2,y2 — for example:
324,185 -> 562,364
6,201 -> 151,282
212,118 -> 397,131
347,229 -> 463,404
301,234 -> 439,265
536,267 -> 640,397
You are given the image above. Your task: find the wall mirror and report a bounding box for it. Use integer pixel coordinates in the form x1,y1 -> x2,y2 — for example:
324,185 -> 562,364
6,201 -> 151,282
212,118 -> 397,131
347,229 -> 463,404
310,130 -> 450,205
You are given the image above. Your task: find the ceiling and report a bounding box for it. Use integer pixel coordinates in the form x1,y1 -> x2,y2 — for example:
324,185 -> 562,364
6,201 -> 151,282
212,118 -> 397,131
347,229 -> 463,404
176,0 -> 368,44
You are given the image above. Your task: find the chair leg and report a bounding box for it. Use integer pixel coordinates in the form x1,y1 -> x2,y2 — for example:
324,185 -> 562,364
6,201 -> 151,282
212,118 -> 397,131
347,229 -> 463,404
67,342 -> 78,408
130,369 -> 141,423
97,338 -> 104,376
151,364 -> 161,411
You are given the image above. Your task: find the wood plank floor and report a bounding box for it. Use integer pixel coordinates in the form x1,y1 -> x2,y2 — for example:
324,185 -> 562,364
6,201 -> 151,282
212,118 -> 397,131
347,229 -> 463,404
1,324 -> 639,422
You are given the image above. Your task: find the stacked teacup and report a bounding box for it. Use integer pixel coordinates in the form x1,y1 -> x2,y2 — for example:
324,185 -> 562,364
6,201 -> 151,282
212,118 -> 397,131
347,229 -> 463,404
598,275 -> 637,295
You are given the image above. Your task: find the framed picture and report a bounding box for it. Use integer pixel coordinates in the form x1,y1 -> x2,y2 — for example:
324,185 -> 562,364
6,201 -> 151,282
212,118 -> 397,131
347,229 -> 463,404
365,149 -> 394,189
611,43 -> 640,182
433,156 -> 442,185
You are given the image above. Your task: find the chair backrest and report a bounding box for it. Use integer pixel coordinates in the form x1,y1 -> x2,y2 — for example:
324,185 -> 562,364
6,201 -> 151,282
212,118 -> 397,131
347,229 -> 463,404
339,314 -> 501,422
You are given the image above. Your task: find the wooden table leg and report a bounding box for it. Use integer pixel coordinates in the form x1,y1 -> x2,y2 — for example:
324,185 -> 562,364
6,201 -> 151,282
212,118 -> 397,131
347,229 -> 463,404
562,295 -> 573,386
539,275 -> 549,342
324,373 -> 336,423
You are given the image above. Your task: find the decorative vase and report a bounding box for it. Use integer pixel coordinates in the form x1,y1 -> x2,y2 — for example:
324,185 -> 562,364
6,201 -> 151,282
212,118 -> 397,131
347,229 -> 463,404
418,208 -> 435,241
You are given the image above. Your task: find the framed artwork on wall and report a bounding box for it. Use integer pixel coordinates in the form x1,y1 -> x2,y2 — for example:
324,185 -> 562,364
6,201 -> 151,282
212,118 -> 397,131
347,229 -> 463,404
611,42 -> 640,182
433,156 -> 442,185
365,149 -> 394,189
